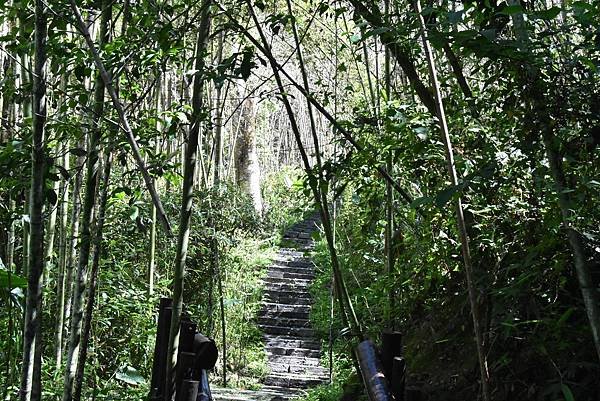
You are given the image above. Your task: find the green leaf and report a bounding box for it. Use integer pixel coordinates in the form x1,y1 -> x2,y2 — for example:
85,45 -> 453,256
254,0 -> 266,11
531,6 -> 561,20
128,206 -> 139,221
561,384 -> 575,401
435,184 -> 462,208
0,270 -> 27,289
411,196 -> 433,209
116,366 -> 145,386
239,48 -> 255,80
557,307 -> 575,326
500,4 -> 525,15
447,11 -> 463,24
361,27 -> 390,41
481,29 -> 497,41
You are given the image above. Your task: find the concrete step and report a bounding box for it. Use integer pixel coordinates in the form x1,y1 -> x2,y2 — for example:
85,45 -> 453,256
278,259 -> 314,269
263,373 -> 328,388
211,386 -> 304,401
263,295 -> 312,306
268,363 -> 327,375
269,258 -> 315,273
267,270 -> 315,280
267,355 -> 322,367
261,302 -> 311,315
264,335 -> 321,350
262,282 -> 311,293
259,309 -> 310,320
267,347 -> 321,358
284,231 -> 314,240
264,289 -> 311,299
258,316 -> 311,328
262,277 -> 312,287
271,251 -> 305,262
259,325 -> 316,338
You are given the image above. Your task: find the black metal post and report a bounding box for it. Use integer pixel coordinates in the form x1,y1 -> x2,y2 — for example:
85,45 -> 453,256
391,357 -> 405,401
150,298 -> 173,401
380,331 -> 402,378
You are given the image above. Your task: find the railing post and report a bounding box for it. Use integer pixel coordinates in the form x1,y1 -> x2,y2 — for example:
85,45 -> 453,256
150,298 -> 173,400
391,357 -> 406,401
381,331 -> 404,401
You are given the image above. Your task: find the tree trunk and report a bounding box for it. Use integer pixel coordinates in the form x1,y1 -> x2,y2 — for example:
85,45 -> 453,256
72,151 -> 112,401
234,99 -> 262,216
62,3 -> 110,399
63,140 -> 85,356
213,31 -> 225,187
19,0 -> 47,399
164,2 -> 211,399
382,0 -> 396,329
18,6 -> 32,278
148,74 -> 162,296
2,30 -> 17,393
55,138 -> 71,367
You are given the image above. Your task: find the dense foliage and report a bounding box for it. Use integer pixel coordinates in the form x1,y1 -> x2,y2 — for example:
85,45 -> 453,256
0,0 -> 598,400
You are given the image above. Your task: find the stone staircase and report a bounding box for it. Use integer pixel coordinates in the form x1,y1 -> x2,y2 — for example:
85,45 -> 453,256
212,214 -> 328,401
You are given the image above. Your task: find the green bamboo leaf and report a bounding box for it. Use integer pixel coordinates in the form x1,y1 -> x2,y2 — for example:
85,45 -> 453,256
116,366 -> 145,386
0,270 -> 27,289
561,384 -> 575,401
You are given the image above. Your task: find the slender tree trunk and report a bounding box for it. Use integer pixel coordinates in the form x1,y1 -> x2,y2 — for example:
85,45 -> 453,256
19,1 -> 47,399
63,142 -> 85,355
72,151 -> 112,401
216,243 -> 226,386
211,28 -> 226,383
542,128 -> 600,361
2,38 -> 16,395
55,138 -> 70,367
414,2 -> 490,400
43,160 -> 60,284
234,98 -> 262,216
148,74 -> 162,296
383,0 -> 395,328
213,31 -> 225,187
62,4 -> 110,399
18,7 -> 32,278
164,2 -> 211,399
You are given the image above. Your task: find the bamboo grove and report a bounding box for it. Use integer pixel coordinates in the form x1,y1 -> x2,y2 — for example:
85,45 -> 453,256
0,0 -> 599,400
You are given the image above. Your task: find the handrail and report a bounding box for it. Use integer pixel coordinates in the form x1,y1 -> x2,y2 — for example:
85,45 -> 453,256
355,332 -> 405,401
356,340 -> 393,401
